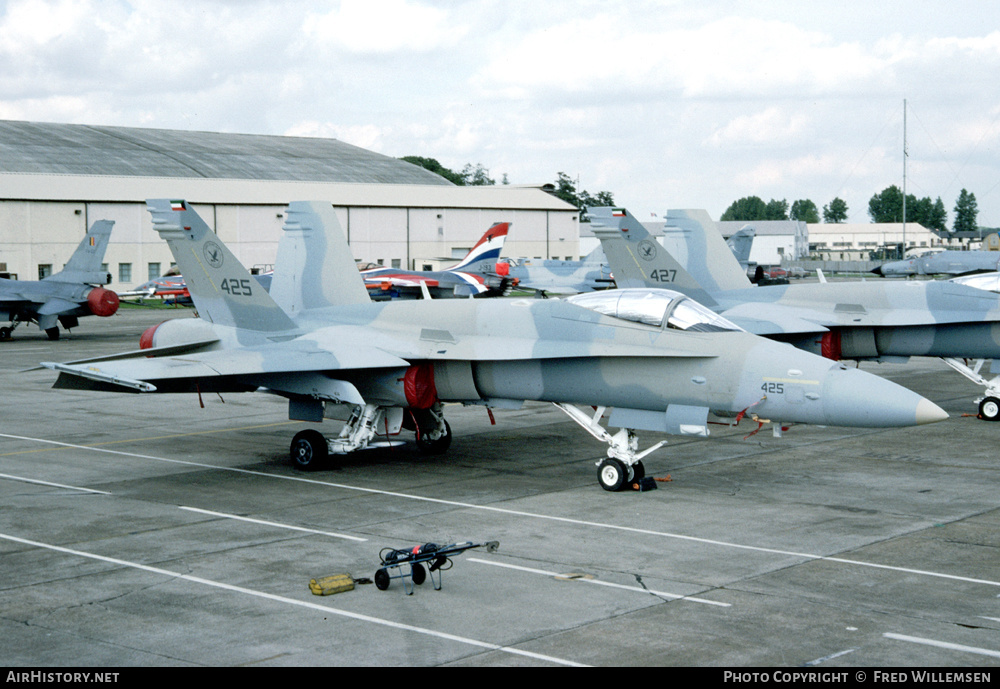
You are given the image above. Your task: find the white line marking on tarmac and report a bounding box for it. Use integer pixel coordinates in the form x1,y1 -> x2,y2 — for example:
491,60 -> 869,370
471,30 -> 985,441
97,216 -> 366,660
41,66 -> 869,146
468,558 -> 730,607
883,632 -> 1000,659
178,506 -> 367,542
0,531 -> 587,668
5,432 -> 1000,590
803,648 -> 857,665
0,472 -> 110,495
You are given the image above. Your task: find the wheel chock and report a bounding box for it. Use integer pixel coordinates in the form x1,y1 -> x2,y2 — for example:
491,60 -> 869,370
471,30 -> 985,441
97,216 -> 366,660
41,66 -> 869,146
309,573 -> 355,596
631,476 -> 658,492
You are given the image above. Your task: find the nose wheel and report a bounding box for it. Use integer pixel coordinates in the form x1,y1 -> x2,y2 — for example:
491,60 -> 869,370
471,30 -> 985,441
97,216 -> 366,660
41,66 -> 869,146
597,458 -> 646,492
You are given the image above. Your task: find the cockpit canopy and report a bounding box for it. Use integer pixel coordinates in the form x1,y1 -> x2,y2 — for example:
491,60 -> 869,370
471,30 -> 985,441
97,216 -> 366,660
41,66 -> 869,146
565,288 -> 743,333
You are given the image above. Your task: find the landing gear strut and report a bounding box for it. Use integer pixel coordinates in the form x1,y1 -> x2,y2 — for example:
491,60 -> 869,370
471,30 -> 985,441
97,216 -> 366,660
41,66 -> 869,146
554,403 -> 665,491
941,358 -> 1000,421
288,402 -> 452,470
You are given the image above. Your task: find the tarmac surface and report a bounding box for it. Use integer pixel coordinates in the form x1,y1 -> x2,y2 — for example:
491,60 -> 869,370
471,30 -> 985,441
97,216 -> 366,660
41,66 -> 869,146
1,305 -> 999,667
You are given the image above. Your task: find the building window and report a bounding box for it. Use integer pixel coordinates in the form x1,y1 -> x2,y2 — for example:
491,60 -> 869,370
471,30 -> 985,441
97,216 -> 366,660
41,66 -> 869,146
391,259 -> 401,268
38,264 -> 52,280
148,263 -> 161,280
119,263 -> 132,283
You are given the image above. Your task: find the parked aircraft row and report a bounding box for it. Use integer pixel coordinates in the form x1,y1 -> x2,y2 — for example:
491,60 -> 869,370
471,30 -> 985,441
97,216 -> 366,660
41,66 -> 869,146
39,200 -> 948,492
590,207 -> 1000,422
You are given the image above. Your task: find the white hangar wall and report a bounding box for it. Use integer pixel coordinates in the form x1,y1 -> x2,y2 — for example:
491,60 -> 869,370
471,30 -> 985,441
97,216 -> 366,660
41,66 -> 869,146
0,176 -> 578,289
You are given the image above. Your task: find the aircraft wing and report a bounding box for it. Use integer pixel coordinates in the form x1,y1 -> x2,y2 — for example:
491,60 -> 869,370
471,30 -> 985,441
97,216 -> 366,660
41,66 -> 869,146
43,337 -> 411,395
36,298 -> 81,316
715,302 -> 830,335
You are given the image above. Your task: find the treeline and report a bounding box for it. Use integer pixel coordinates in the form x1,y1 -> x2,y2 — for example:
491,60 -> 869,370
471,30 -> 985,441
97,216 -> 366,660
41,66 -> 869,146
400,157 -> 615,217
721,187 -> 980,232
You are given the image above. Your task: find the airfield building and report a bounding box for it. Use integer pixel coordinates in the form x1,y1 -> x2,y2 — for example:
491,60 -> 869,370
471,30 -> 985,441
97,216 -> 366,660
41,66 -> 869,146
0,121 -> 579,290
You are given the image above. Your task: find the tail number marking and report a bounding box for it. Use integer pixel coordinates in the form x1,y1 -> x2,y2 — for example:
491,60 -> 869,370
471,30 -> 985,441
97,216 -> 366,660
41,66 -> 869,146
220,278 -> 254,296
649,269 -> 677,283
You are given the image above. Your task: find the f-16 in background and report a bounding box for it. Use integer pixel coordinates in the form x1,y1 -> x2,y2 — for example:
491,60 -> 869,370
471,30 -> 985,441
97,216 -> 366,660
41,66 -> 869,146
1,220 -> 119,341
872,240 -> 1000,277
591,206 -> 1000,422
43,200 -> 945,491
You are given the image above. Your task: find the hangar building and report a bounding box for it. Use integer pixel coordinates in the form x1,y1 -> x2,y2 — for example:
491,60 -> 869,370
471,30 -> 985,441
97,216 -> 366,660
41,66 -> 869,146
0,121 -> 579,291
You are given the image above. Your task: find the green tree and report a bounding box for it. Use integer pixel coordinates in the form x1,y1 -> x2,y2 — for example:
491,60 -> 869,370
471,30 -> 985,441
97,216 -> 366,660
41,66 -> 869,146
790,199 -> 819,223
822,197 -> 848,223
721,196 -> 788,221
720,196 -> 767,221
552,172 -> 615,219
459,163 -> 495,186
399,156 -> 465,185
954,189 -> 979,233
909,196 -> 947,232
868,185 -> 905,223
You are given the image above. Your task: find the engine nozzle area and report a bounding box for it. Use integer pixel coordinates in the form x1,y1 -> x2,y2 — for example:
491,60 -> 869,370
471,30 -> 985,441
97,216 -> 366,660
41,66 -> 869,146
86,287 -> 120,317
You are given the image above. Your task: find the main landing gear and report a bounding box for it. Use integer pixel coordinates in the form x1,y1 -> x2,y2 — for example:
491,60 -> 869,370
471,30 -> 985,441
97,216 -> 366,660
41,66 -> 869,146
941,358 -> 1000,421
289,402 -> 452,471
554,403 -> 667,491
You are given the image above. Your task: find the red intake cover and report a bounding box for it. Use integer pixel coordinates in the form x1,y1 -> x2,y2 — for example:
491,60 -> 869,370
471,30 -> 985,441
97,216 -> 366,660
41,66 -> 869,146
820,331 -> 842,361
403,363 -> 437,410
139,323 -> 162,350
495,261 -> 510,277
86,287 -> 119,317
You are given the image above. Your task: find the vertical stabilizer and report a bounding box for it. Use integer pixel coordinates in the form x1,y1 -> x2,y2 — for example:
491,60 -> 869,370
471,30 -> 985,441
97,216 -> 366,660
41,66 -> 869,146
448,222 -> 510,271
663,210 -> 753,292
270,202 -> 371,313
44,220 -> 114,285
146,199 -> 297,332
588,207 -> 719,307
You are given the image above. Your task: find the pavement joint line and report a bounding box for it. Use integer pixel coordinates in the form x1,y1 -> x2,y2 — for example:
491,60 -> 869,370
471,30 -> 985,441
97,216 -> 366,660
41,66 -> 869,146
467,558 -> 731,607
883,632 -> 1000,659
0,531 -> 588,668
0,472 -> 111,495
4,432 -> 1000,590
0,422 -> 300,456
178,506 -> 367,542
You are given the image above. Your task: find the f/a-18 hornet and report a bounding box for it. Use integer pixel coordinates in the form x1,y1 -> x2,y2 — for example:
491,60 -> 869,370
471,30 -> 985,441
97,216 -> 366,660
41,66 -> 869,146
591,206 -> 1000,421
44,201 -> 945,491
1,220 -> 119,341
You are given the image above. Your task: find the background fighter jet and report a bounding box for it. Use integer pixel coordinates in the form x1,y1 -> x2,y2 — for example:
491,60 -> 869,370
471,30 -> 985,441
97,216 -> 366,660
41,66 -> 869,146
44,200 -> 945,491
872,246 -> 1000,277
488,246 -> 614,295
591,206 -> 1000,421
361,222 -> 517,300
1,220 -> 119,341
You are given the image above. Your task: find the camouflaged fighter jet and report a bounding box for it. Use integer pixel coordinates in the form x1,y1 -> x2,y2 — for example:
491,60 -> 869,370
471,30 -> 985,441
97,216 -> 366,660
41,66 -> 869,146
591,206 -> 1000,422
872,247 -> 1000,278
486,245 -> 614,296
1,220 -> 119,341
43,200 -> 946,491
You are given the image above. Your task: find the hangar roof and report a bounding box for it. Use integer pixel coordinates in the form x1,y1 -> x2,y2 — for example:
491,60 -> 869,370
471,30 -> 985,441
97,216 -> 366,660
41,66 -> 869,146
0,120 -> 452,185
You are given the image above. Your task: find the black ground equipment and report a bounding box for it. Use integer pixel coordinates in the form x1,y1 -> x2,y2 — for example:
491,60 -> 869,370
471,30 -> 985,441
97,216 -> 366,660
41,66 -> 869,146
374,540 -> 499,594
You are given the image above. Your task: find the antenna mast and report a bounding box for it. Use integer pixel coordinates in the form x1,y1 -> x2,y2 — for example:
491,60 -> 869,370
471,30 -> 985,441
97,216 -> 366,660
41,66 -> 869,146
903,98 -> 907,256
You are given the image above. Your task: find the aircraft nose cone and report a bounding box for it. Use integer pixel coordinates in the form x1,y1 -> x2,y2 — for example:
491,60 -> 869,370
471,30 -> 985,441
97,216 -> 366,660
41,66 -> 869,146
871,266 -> 884,276
820,367 -> 947,427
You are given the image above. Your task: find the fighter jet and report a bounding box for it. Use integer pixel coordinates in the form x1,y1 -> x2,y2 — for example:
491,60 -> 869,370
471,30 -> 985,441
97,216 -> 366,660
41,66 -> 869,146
872,248 -> 1000,277
361,222 -> 517,300
43,200 -> 945,491
1,220 -> 119,341
486,246 -> 614,296
591,206 -> 1000,421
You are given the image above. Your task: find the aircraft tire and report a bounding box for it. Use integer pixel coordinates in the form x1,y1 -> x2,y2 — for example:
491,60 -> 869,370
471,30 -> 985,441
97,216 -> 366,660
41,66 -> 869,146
0,327 -> 11,341
415,420 -> 451,455
45,327 -> 60,341
374,568 -> 390,591
979,396 -> 1000,421
290,429 -> 329,471
597,458 -> 628,492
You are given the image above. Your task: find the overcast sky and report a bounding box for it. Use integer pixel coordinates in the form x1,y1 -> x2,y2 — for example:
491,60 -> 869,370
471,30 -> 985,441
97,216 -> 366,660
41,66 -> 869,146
3,0 -> 999,226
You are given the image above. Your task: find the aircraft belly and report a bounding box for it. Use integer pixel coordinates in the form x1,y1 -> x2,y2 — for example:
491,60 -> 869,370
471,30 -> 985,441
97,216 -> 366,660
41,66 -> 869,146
472,357 -> 729,411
